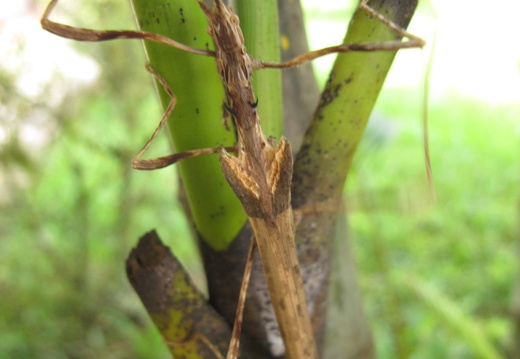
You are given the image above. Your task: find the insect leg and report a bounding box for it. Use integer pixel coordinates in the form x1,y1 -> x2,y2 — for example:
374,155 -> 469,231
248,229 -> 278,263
225,237 -> 257,359
41,0 -> 215,57
132,63 -> 234,171
254,0 -> 425,70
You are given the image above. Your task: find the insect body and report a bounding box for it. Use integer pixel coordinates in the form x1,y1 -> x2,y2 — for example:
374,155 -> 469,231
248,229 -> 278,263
199,2 -> 317,358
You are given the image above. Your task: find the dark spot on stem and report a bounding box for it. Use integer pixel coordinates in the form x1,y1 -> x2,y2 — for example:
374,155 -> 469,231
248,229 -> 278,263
179,7 -> 186,23
317,77 -> 342,111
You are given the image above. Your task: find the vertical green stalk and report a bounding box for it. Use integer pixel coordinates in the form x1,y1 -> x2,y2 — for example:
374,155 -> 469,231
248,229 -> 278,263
293,0 -> 420,206
236,0 -> 283,140
129,0 -> 246,250
288,1 -> 422,357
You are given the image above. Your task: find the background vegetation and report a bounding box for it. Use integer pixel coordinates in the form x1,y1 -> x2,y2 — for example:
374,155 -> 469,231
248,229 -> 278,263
1,0 -> 518,358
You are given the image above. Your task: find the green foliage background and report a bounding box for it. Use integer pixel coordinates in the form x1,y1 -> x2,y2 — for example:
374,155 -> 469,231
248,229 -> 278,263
1,0 -> 518,358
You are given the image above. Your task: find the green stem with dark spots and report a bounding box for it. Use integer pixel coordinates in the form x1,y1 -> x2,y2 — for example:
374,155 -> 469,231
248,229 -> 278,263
130,0 -> 246,250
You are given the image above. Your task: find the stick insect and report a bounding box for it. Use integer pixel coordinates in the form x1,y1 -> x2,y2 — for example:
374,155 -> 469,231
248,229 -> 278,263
41,0 -> 425,357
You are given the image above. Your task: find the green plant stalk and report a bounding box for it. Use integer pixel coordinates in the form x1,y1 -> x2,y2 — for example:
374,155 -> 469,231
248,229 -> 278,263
236,0 -> 283,139
290,1 -> 421,356
129,0 -> 246,250
293,0 -> 419,208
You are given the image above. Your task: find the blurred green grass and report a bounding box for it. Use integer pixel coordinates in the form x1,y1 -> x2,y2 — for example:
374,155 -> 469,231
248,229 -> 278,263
1,0 -> 519,358
347,90 -> 518,358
